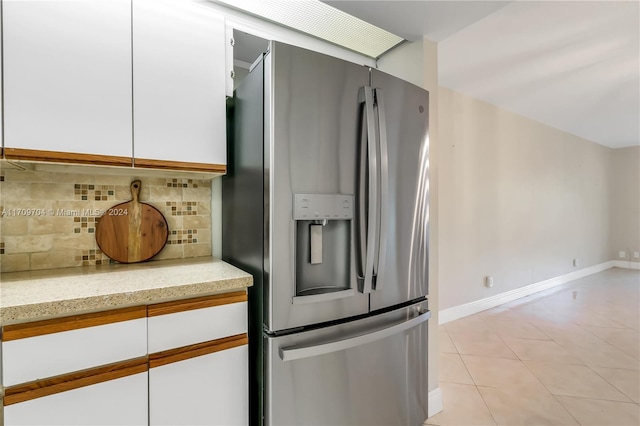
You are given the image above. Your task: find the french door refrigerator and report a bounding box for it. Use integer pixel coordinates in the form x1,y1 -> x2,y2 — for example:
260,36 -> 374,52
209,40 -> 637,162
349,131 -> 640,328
223,41 -> 430,426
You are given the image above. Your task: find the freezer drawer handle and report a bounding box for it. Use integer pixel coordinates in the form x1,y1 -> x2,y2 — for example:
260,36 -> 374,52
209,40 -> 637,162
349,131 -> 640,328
279,310 -> 431,362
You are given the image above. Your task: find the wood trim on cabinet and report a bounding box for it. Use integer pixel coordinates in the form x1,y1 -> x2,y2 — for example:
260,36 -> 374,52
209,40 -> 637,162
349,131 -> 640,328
3,148 -> 133,167
3,357 -> 148,406
2,306 -> 147,341
147,291 -> 247,317
149,333 -> 247,369
2,148 -> 227,173
134,157 -> 226,174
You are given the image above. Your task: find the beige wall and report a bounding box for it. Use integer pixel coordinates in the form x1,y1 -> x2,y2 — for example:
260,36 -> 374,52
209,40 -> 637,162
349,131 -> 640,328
377,37 -> 636,409
378,37 -> 440,395
438,87 -> 612,310
610,146 -> 640,261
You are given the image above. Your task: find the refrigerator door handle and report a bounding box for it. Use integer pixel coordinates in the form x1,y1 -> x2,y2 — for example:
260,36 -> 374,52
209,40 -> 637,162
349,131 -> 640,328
279,310 -> 431,361
357,86 -> 378,294
373,88 -> 389,289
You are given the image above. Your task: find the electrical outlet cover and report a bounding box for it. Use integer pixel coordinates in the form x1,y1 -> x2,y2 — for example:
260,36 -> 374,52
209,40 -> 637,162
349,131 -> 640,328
485,276 -> 494,288
619,251 -> 626,258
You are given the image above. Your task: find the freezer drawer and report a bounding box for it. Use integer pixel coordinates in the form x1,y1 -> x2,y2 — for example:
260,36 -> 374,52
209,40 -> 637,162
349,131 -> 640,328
265,301 -> 429,426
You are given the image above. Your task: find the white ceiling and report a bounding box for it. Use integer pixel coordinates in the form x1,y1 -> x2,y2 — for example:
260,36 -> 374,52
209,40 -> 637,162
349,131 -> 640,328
324,1 -> 639,149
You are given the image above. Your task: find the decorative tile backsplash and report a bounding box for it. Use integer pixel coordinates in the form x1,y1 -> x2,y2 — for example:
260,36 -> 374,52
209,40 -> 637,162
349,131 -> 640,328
0,170 -> 212,273
74,184 -> 116,201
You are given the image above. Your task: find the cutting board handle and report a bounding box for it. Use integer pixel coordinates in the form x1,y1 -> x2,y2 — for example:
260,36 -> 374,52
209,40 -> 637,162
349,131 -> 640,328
130,180 -> 141,203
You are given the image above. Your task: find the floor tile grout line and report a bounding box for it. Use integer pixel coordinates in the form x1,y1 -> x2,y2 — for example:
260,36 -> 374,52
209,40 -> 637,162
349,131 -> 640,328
434,269 -> 640,425
436,332 -> 498,425
516,330 -> 636,405
586,364 -> 637,404
510,310 -> 596,425
509,299 -> 637,408
496,328 -> 523,358
472,383 -> 499,426
553,335 -> 639,371
516,357 -> 584,425
549,392 -> 639,404
457,350 -> 531,426
456,351 -> 479,388
578,325 -> 640,359
547,389 -> 636,404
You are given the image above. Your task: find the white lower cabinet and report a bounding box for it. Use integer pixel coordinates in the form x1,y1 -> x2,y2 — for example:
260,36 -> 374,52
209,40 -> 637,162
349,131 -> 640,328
2,292 -> 248,426
1,308 -> 149,426
147,291 -> 249,425
4,371 -> 148,426
149,344 -> 248,426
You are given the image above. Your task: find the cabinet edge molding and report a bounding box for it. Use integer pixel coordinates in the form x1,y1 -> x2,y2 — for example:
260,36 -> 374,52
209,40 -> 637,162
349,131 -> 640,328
3,148 -> 133,167
3,357 -> 148,406
134,157 -> 226,174
147,291 -> 247,317
2,306 -> 147,341
2,149 -> 227,174
149,333 -> 248,368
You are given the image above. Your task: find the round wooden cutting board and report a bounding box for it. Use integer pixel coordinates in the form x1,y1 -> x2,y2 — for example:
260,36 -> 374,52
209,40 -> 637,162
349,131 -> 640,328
95,180 -> 169,263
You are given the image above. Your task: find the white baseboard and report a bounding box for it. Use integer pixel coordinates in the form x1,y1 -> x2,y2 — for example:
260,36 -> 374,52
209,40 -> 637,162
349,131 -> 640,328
612,260 -> 640,270
439,261 -> 615,324
427,387 -> 443,419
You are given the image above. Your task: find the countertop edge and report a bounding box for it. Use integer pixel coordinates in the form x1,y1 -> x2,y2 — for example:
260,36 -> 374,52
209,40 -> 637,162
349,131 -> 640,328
1,258 -> 254,325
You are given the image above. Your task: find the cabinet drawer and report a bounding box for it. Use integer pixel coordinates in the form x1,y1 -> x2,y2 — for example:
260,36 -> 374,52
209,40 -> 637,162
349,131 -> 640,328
148,292 -> 247,353
4,368 -> 148,426
2,306 -> 147,387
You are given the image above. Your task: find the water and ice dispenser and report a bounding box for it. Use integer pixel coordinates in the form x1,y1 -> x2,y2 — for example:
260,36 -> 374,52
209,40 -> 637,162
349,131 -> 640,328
293,194 -> 354,302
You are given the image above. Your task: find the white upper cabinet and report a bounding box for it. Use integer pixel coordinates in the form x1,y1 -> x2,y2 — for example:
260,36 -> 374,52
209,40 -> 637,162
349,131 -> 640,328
132,0 -> 227,166
2,0 -> 133,158
1,2 -> 4,149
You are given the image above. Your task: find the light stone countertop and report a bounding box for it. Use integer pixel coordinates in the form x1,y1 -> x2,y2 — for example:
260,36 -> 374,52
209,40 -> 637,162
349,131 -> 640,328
0,257 -> 253,325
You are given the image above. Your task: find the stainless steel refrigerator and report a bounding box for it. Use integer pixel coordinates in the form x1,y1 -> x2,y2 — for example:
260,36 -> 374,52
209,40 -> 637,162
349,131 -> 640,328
223,41 -> 430,426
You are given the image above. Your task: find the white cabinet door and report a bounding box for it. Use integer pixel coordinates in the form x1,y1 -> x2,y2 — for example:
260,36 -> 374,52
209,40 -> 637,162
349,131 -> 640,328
133,0 -> 227,166
4,372 -> 148,426
149,344 -> 248,426
2,0 -> 132,157
1,2 -> 4,149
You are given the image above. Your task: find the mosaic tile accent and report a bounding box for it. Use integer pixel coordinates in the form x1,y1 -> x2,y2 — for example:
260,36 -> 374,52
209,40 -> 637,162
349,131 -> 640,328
0,171 -> 212,272
0,175 -> 5,182
75,249 -> 116,266
166,178 -> 199,189
73,216 -> 98,234
74,184 -> 116,201
165,201 -> 198,216
167,229 -> 198,245
0,242 -> 4,255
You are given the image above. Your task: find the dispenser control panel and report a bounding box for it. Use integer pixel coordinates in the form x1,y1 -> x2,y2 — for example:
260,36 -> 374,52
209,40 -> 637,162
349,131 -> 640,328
293,194 -> 354,220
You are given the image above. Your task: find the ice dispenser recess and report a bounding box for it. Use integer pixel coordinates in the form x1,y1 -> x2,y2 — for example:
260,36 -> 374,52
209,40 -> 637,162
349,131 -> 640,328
293,194 -> 354,303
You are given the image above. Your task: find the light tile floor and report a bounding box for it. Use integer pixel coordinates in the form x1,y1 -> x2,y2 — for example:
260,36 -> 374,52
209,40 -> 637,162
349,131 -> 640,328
425,267 -> 640,426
